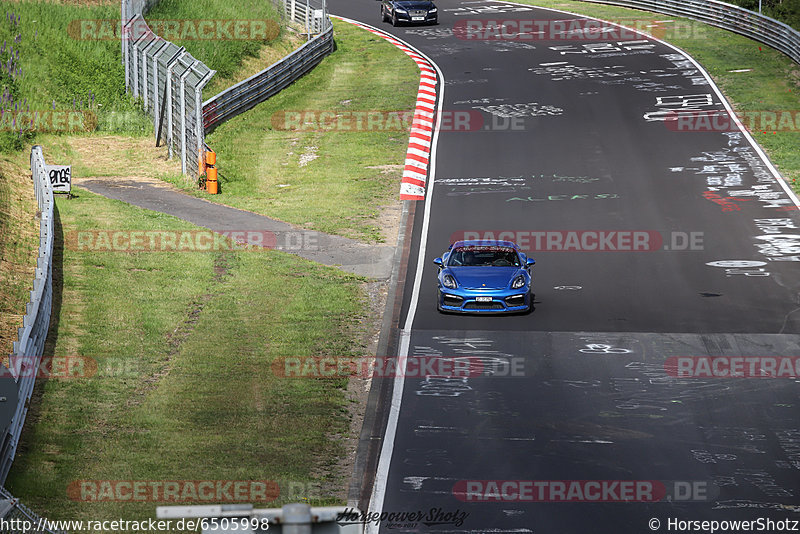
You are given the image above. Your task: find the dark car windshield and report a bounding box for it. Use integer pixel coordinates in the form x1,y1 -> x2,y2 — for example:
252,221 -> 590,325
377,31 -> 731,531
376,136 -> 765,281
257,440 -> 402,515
447,246 -> 520,267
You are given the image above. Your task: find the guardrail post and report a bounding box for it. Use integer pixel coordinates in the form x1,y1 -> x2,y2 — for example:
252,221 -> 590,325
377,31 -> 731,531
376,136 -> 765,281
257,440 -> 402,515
131,28 -> 148,98
167,58 -> 176,159
141,38 -> 159,112
179,59 -> 198,175
195,70 -> 215,178
282,503 -> 313,534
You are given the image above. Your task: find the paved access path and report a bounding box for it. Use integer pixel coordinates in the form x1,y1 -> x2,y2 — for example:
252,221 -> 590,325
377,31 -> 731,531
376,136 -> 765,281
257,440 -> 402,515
78,178 -> 394,279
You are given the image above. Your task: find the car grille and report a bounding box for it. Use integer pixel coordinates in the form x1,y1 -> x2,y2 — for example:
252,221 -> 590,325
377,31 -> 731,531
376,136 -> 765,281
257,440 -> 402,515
410,9 -> 427,16
505,295 -> 526,307
464,301 -> 505,310
443,295 -> 463,307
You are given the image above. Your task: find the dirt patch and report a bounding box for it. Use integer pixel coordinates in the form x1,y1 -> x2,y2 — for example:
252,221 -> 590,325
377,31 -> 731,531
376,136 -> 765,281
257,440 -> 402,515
365,164 -> 404,174
377,201 -> 402,245
298,145 -> 319,167
67,135 -> 182,181
364,165 -> 404,244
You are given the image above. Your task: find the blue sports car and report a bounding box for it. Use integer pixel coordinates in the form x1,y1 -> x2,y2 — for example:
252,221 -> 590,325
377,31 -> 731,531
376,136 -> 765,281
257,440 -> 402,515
433,240 -> 535,314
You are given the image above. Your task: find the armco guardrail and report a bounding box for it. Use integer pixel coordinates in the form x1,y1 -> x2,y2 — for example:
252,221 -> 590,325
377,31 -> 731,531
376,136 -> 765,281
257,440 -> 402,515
121,0 -> 216,179
203,29 -> 333,131
580,0 -> 800,65
0,146 -> 55,486
157,502 -> 363,533
203,0 -> 333,133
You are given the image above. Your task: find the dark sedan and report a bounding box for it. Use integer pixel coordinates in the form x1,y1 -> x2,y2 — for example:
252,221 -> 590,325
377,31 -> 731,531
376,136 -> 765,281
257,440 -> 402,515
381,0 -> 438,26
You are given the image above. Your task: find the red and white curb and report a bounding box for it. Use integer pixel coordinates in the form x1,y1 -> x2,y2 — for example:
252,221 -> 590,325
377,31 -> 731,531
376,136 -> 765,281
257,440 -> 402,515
330,16 -> 439,200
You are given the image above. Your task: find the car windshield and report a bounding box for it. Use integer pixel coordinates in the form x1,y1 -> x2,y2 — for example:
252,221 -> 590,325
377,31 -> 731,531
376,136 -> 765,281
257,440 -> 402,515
447,246 -> 520,267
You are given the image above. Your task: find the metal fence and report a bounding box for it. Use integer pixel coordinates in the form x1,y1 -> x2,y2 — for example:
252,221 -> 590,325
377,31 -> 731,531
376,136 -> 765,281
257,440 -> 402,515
581,0 -> 800,65
0,146 -> 55,486
283,0 -> 329,35
121,0 -> 334,177
121,0 -> 216,178
157,503 -> 363,533
0,486 -> 67,534
202,0 -> 333,133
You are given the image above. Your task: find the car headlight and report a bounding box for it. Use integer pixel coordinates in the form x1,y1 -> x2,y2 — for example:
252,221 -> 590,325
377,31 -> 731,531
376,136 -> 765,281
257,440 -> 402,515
395,7 -> 408,13
443,274 -> 457,289
429,7 -> 437,12
511,275 -> 526,289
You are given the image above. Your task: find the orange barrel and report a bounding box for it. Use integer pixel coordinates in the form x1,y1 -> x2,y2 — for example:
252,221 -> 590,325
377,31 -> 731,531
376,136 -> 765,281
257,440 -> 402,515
206,150 -> 217,166
206,166 -> 218,195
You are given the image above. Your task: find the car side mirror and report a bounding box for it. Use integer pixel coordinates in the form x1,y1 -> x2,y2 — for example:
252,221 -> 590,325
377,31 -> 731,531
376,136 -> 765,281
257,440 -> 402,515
433,257 -> 443,268
526,258 -> 535,267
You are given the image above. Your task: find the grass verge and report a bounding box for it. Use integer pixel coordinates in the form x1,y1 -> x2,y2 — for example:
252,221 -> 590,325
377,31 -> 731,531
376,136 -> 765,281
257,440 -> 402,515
5,185 -> 368,525
0,0 -> 295,152
522,0 -> 800,190
143,0 -> 296,99
0,0 -> 153,152
164,19 -> 419,243
1,2 -> 411,524
0,157 -> 38,357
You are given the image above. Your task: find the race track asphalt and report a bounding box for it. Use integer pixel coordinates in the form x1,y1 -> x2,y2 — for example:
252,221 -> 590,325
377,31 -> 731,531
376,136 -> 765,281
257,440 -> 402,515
328,2 -> 800,531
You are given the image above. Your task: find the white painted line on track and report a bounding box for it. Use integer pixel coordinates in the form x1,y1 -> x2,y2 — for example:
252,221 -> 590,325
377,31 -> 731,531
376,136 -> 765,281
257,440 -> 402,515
484,0 -> 800,210
330,15 -> 445,533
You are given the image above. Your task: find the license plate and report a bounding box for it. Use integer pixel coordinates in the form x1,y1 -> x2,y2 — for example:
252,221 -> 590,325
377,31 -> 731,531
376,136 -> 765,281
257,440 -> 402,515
412,16 -> 425,20
475,296 -> 492,302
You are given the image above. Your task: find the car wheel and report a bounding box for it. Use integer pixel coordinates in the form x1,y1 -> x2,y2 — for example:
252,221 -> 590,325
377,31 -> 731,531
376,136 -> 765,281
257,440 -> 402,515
391,11 -> 399,26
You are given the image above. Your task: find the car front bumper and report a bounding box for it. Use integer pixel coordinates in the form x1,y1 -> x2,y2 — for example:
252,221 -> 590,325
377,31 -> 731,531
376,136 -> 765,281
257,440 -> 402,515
395,11 -> 437,23
437,287 -> 531,314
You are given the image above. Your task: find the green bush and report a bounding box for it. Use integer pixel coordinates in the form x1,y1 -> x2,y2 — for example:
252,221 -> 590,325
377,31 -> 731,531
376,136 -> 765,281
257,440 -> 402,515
726,0 -> 800,30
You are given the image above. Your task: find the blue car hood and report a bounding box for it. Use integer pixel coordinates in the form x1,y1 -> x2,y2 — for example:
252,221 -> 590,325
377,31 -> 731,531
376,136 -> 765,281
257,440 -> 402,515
450,267 -> 522,289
